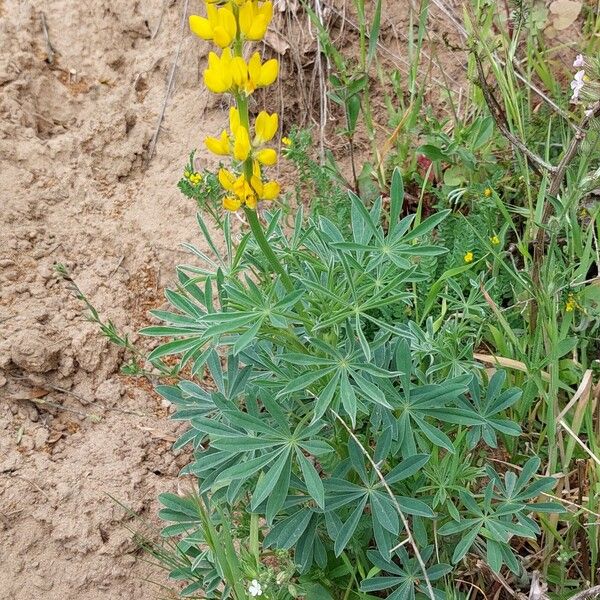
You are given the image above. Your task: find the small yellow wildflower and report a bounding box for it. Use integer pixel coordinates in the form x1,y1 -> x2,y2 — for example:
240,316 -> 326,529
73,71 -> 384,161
464,251 -> 474,263
565,293 -> 577,312
484,187 -> 493,198
189,172 -> 202,186
282,136 -> 292,146
490,235 -> 500,246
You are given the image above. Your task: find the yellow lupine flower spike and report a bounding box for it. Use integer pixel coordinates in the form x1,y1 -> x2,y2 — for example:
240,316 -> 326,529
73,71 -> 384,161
254,111 -> 278,144
205,130 -> 231,155
189,4 -> 237,49
239,1 -> 274,41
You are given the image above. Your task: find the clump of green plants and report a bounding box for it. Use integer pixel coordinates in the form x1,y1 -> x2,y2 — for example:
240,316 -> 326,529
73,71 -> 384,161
63,0 -> 600,597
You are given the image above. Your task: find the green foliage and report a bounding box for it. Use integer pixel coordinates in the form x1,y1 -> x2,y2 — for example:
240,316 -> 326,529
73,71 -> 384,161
177,151 -> 226,226
65,0 -> 600,596
143,171 -> 561,598
282,128 -> 351,227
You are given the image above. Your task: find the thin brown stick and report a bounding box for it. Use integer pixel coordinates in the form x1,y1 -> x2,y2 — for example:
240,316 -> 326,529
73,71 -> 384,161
147,0 -> 191,162
474,54 -> 556,176
530,100 -> 600,327
40,12 -> 55,65
578,460 -> 591,582
331,410 -> 436,600
568,586 -> 600,600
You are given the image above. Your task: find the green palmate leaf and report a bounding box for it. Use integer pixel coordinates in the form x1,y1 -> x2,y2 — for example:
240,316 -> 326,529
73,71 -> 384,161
216,450 -> 282,483
147,336 -> 203,361
165,288 -> 205,318
451,525 -> 480,563
211,437 -> 279,451
280,367 -> 336,395
266,453 -> 292,522
251,449 -> 292,510
296,449 -> 325,509
360,576 -> 404,592
414,417 -> 455,453
264,508 -> 314,550
334,495 -> 368,556
313,372 -> 341,422
371,492 -> 399,535
223,409 -> 282,436
340,371 -> 358,426
385,454 -> 430,484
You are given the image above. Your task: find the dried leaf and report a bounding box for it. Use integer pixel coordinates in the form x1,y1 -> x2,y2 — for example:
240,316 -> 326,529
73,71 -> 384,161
265,30 -> 290,55
549,0 -> 582,30
529,571 -> 550,600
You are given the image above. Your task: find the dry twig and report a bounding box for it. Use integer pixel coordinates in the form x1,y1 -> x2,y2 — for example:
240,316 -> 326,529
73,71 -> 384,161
474,54 -> 556,176
40,12 -> 55,65
147,0 -> 191,162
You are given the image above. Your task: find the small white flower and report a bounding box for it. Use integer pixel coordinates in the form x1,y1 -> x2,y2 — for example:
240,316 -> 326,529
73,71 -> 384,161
248,579 -> 263,597
574,54 -> 585,68
585,108 -> 594,117
570,69 -> 586,101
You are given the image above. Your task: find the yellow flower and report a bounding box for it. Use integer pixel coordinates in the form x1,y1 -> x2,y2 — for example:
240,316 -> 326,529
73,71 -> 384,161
282,136 -> 292,146
204,49 -> 234,93
261,180 -> 280,200
490,235 -> 500,246
464,251 -> 474,263
254,111 -> 278,144
223,195 -> 242,211
239,1 -> 273,41
217,166 -> 279,210
484,187 -> 493,198
204,49 -> 278,95
565,293 -> 577,313
229,106 -> 241,133
189,4 -> 237,49
189,172 -> 202,185
233,125 -> 252,161
243,52 -> 279,95
205,130 -> 231,155
255,148 -> 278,165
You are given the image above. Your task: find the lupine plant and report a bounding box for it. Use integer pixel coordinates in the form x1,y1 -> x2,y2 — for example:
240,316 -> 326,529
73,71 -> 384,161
135,5 -> 566,585
124,2 -> 575,599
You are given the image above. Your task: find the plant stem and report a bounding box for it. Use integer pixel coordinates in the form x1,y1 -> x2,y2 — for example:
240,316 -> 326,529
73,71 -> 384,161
244,207 -> 294,292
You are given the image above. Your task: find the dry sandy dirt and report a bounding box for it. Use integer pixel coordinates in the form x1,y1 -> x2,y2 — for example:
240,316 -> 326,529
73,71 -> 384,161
0,0 -> 467,598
